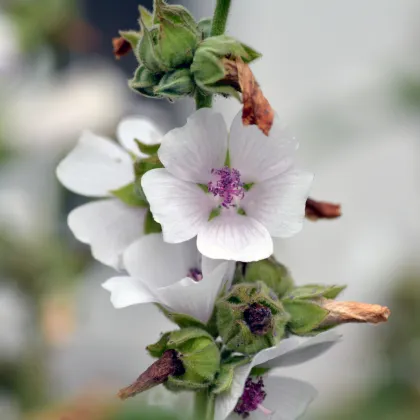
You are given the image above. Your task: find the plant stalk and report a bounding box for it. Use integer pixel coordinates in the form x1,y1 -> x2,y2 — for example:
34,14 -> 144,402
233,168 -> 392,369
194,0 -> 233,110
194,389 -> 216,420
211,0 -> 233,36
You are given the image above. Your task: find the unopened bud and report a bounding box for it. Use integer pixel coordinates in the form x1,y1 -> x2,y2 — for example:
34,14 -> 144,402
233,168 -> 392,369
146,328 -> 220,392
118,349 -> 184,400
154,68 -> 195,99
216,282 -> 289,354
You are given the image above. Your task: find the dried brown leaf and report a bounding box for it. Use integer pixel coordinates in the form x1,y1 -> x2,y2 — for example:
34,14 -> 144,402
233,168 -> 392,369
235,58 -> 274,136
306,198 -> 342,221
118,350 -> 184,400
112,36 -> 132,60
318,299 -> 390,327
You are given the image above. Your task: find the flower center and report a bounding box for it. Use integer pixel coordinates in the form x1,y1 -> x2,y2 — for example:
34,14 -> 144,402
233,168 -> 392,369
234,377 -> 272,418
243,303 -> 272,336
208,166 -> 245,209
187,268 -> 203,282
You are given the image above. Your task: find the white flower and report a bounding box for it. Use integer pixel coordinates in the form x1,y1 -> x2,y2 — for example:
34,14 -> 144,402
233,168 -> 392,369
141,109 -> 313,262
102,234 -> 235,323
56,118 -> 161,269
216,331 -> 341,420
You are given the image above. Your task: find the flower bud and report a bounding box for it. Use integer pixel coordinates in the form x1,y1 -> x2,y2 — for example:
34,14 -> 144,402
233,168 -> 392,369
242,258 -> 294,298
191,35 -> 261,96
216,282 -> 289,354
153,0 -> 198,36
154,68 -> 195,99
147,328 -> 221,391
129,65 -> 163,98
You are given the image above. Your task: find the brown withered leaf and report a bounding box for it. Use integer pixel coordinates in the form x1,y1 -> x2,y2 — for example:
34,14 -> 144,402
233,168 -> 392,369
318,299 -> 390,327
112,36 -> 132,60
305,198 -> 342,221
236,57 -> 274,136
118,350 -> 184,400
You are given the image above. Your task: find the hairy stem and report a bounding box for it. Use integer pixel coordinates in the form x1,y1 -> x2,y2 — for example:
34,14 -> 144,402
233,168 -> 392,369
211,0 -> 233,36
194,0 -> 233,110
194,389 -> 215,420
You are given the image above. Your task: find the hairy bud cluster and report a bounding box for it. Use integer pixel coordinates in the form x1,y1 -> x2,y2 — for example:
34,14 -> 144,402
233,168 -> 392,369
117,0 -> 261,101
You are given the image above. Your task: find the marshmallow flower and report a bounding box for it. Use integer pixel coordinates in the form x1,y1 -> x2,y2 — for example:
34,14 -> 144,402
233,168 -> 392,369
56,118 -> 161,269
102,234 -> 235,323
216,331 -> 341,420
142,109 -> 313,262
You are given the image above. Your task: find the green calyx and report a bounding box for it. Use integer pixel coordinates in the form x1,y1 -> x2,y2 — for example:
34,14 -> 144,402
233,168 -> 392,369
238,257 -> 295,298
147,328 -> 221,391
216,282 -> 290,354
282,284 -> 346,335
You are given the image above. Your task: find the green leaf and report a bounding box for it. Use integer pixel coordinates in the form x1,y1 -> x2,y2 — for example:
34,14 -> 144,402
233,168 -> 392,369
111,183 -> 148,207
129,65 -> 163,98
163,311 -> 208,331
144,209 -> 162,234
157,17 -> 198,69
154,68 -> 195,99
146,332 -> 171,358
243,258 -> 294,298
212,365 -> 234,394
119,30 -> 142,54
283,300 -> 329,335
139,5 -> 154,29
134,139 -> 160,156
134,155 -> 164,178
284,284 -> 346,301
138,23 -> 168,73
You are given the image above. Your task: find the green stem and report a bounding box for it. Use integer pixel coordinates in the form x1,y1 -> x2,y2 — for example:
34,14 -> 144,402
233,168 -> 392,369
194,390 -> 215,420
194,0 -> 233,110
211,0 -> 233,36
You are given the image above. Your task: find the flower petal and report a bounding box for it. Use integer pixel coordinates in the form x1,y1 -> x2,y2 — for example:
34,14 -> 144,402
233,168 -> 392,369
242,170 -> 313,238
263,376 -> 317,420
258,330 -> 342,369
201,257 -> 236,289
102,276 -> 156,308
215,331 -> 340,420
123,234 -> 199,288
229,111 -> 298,183
157,261 -> 229,323
197,213 -> 273,262
56,131 -> 133,197
142,168 -> 214,243
158,108 -> 228,183
68,199 -> 145,269
117,116 -> 162,157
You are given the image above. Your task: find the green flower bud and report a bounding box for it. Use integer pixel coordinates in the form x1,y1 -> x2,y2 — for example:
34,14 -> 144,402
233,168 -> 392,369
216,282 -> 290,354
191,35 -> 261,96
155,16 -> 198,69
147,328 -> 221,391
129,65 -> 163,98
137,24 -> 169,73
154,68 -> 195,99
282,284 -> 346,335
153,0 -> 198,36
241,258 -> 294,298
